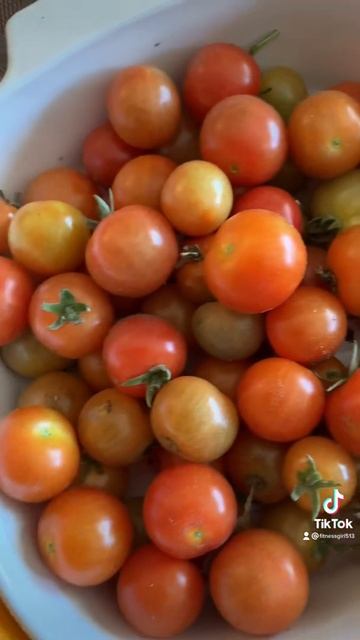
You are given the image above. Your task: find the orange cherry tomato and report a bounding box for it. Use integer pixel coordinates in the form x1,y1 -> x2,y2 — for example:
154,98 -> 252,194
0,195 -> 16,255
176,235 -> 214,304
161,160 -> 233,236
78,349 -> 111,391
327,225 -> 360,315
107,65 -> 181,149
210,529 -> 309,636
0,600 -> 29,640
141,284 -> 195,344
194,356 -> 249,401
237,358 -> 325,442
288,91 -> 360,179
82,121 -> 140,187
0,257 -> 34,346
112,154 -> 176,210
0,406 -> 79,503
117,544 -> 205,638
37,487 -> 133,586
204,210 -> 307,314
23,167 -> 98,219
325,370 -> 360,455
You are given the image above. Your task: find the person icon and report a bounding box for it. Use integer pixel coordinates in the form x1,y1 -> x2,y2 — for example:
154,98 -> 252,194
303,531 -> 310,541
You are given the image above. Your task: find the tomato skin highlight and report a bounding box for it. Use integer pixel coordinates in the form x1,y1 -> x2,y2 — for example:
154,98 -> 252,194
210,529 -> 309,636
0,257 -> 34,346
325,370 -> 360,456
204,210 -> 307,314
117,544 -> 205,638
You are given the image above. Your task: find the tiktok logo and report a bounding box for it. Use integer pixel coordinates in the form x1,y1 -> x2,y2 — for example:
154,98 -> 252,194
322,488 -> 344,515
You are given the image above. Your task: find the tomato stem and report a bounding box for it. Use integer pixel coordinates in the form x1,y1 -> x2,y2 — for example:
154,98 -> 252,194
249,28 -> 280,56
306,216 -> 341,246
42,288 -> 90,330
315,267 -> 337,293
176,244 -> 203,268
121,364 -> 172,407
291,455 -> 340,520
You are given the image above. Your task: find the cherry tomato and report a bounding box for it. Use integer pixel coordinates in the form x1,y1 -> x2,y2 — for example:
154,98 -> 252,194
86,205 -> 178,297
260,66 -> 308,122
210,529 -> 309,635
37,487 -> 133,586
194,356 -> 249,401
107,65 -> 181,149
18,371 -> 91,423
261,500 -> 327,572
288,90 -> 360,179
225,432 -> 287,504
112,155 -> 176,210
23,167 -> 98,219
151,376 -> 239,463
282,436 -> 357,514
75,456 -> 128,498
330,81 -> 360,103
0,406 -> 79,503
82,122 -> 140,187
0,600 -> 29,640
183,43 -> 261,122
327,225 -> 360,315
161,160 -> 233,236
176,235 -> 214,304
237,358 -> 325,442
311,169 -> 360,230
78,388 -> 153,466
0,257 -> 33,346
29,272 -> 114,359
0,195 -> 16,255
141,284 -> 195,344
312,357 -> 347,391
302,246 -> 327,287
78,349 -> 111,391
266,286 -> 347,364
117,544 -> 205,638
325,370 -> 360,455
144,464 -> 237,559
8,201 -> 90,276
1,330 -> 70,378
200,95 -> 287,186
192,301 -> 264,361
160,113 -> 200,164
204,210 -> 306,314
103,315 -> 187,402
233,185 -> 303,233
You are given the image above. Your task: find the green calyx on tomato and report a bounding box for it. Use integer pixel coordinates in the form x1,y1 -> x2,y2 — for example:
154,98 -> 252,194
248,28 -> 280,56
314,266 -> 337,292
306,216 -> 341,246
121,364 -> 172,408
87,190 -> 115,229
291,455 -> 340,519
176,244 -> 203,268
322,341 -> 360,392
42,288 -> 90,330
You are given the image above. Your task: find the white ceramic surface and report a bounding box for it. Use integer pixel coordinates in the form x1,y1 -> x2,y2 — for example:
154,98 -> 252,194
1,0 -> 360,638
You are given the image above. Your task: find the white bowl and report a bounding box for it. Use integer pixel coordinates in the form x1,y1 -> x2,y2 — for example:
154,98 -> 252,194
1,0 -> 360,638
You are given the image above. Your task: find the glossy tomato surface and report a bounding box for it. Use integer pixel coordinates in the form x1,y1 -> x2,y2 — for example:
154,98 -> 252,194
233,185 -> 303,232
325,370 -> 360,455
0,257 -> 34,346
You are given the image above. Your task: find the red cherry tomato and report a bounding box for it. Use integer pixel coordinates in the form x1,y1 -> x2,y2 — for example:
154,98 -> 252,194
327,225 -> 360,316
200,95 -> 287,186
85,205 -> 178,297
103,314 -> 187,402
204,210 -> 307,314
0,257 -> 33,346
183,43 -> 261,122
117,544 -> 205,638
82,122 -> 140,187
325,370 -> 360,456
233,186 -> 303,233
330,81 -> 360,103
143,464 -> 237,559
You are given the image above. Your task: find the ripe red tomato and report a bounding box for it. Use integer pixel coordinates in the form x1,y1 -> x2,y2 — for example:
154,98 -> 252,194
117,544 -> 205,638
330,81 -> 360,103
0,257 -> 33,346
23,167 -> 98,219
204,210 -> 307,313
200,95 -> 287,186
266,286 -> 347,364
176,235 -> 214,304
233,185 -> 303,233
288,91 -> 360,178
112,154 -> 176,210
0,196 -> 16,255
327,225 -> 360,315
85,205 -> 178,297
8,201 -> 90,276
103,315 -> 187,403
210,529 -> 309,635
82,122 -> 140,187
325,370 -> 360,455
143,464 -> 237,559
107,65 -> 181,149
0,406 -> 80,503
237,358 -> 325,442
183,43 -> 260,122
29,272 -> 114,359
37,487 -> 133,586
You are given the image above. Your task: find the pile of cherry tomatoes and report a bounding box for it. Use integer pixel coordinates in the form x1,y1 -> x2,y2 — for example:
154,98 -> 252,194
1,29 -> 360,638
